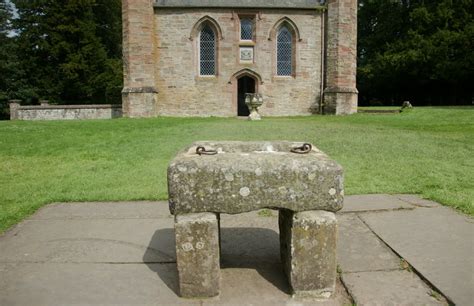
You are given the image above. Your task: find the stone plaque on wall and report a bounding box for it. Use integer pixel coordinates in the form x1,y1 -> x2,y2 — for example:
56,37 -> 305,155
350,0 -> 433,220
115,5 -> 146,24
240,47 -> 254,62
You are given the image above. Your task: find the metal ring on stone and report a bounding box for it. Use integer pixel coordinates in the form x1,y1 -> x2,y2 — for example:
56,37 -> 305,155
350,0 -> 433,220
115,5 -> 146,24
196,146 -> 218,156
290,143 -> 312,154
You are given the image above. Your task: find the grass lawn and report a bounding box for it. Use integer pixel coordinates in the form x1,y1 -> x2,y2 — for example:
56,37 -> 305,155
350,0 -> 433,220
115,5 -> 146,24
358,106 -> 401,111
0,107 -> 473,233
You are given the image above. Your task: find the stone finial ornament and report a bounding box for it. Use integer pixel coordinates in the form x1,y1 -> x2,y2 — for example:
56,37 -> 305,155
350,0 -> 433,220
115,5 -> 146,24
245,93 -> 264,120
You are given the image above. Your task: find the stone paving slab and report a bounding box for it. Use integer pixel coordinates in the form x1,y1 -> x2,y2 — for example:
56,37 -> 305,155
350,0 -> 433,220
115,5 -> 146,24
0,197 -> 469,305
0,262 -> 350,306
341,270 -> 446,305
30,201 -> 170,220
0,203 -> 352,305
360,207 -> 474,306
393,194 -> 441,208
0,263 -> 195,306
341,194 -> 415,213
337,214 -> 401,272
0,219 -> 176,263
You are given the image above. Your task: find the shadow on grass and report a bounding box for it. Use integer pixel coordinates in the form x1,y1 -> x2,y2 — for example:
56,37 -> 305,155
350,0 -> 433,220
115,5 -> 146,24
143,227 -> 289,296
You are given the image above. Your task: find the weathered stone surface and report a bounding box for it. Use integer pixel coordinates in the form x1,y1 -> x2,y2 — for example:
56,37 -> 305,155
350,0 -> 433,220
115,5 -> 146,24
394,194 -> 440,208
152,8 -> 325,117
0,218 -> 175,264
342,270 -> 446,305
175,213 -> 220,297
122,91 -> 157,118
30,201 -> 171,220
279,210 -> 337,297
340,194 -> 415,213
337,214 -> 401,273
154,0 -> 324,9
360,207 -> 474,306
10,104 -> 122,121
122,0 -> 157,118
323,0 -> 358,115
168,141 -> 344,214
8,100 -> 20,120
122,0 -> 358,118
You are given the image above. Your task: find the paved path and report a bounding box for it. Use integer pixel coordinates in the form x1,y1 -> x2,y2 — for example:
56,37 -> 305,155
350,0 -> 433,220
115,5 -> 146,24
0,194 -> 472,305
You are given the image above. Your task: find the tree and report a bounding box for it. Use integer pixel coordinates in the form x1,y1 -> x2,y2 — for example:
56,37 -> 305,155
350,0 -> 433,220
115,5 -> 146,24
357,0 -> 474,106
0,0 -> 17,118
11,0 -> 122,105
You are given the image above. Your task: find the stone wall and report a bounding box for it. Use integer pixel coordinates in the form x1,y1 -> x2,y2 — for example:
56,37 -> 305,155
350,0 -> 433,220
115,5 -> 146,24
9,102 -> 122,121
153,9 -> 323,117
121,0 -> 358,117
323,0 -> 358,115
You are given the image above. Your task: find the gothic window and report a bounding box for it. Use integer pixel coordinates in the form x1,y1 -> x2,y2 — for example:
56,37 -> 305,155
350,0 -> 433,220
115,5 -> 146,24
277,26 -> 293,76
200,25 -> 216,76
240,18 -> 253,41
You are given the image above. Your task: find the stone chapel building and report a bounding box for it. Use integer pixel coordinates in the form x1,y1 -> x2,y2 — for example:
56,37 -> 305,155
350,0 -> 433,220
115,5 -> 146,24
122,0 -> 358,117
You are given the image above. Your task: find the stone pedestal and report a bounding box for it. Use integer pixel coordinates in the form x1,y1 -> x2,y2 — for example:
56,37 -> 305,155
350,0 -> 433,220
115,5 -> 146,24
245,93 -> 263,121
279,209 -> 337,298
169,141 -> 342,298
174,213 -> 220,298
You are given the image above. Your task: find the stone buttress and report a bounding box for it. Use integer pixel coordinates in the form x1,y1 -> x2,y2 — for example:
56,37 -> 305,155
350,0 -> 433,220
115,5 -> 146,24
122,0 -> 158,118
323,0 -> 358,115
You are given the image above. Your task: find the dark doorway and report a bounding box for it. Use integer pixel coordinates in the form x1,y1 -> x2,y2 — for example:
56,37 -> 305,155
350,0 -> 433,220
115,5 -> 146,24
237,76 -> 256,116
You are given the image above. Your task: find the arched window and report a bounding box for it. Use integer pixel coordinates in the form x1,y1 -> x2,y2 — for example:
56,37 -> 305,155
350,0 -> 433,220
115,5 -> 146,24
199,25 -> 216,76
277,26 -> 293,76
240,18 -> 253,41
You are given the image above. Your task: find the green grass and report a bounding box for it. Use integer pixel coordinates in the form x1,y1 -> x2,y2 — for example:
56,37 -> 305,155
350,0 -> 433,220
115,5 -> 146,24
0,107 -> 473,233
358,106 -> 401,111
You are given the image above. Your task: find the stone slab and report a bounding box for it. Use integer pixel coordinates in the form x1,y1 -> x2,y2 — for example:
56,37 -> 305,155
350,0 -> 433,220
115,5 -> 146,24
1,210 -> 282,266
30,201 -> 170,220
0,263 -> 195,306
360,207 -> 474,306
337,214 -> 401,272
0,219 -> 175,263
0,263 -> 350,306
168,141 -> 344,214
220,210 -> 279,230
203,270 -> 351,306
342,270 -> 446,305
393,194 -> 441,208
341,194 -> 415,213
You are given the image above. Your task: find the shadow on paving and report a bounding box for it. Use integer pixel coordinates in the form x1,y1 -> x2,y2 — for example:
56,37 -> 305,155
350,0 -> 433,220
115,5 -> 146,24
143,227 -> 290,296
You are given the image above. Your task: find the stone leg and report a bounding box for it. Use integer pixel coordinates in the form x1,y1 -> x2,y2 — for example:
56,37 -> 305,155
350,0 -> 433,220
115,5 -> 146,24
279,209 -> 337,298
216,213 -> 222,259
175,213 -> 220,298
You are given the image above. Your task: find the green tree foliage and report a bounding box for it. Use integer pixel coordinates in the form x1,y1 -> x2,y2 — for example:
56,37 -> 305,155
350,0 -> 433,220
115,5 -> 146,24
10,0 -> 122,105
0,0 -> 16,118
358,0 -> 474,106
0,0 -> 12,103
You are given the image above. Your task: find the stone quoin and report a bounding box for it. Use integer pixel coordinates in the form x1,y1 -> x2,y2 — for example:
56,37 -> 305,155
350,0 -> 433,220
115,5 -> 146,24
122,0 -> 358,117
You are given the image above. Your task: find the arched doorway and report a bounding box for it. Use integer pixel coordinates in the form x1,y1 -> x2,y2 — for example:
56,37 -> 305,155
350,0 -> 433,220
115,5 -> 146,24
237,76 -> 256,116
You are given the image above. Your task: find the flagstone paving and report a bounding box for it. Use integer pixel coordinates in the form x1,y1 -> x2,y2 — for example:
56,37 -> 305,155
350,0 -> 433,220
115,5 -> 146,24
1,194 -> 471,305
